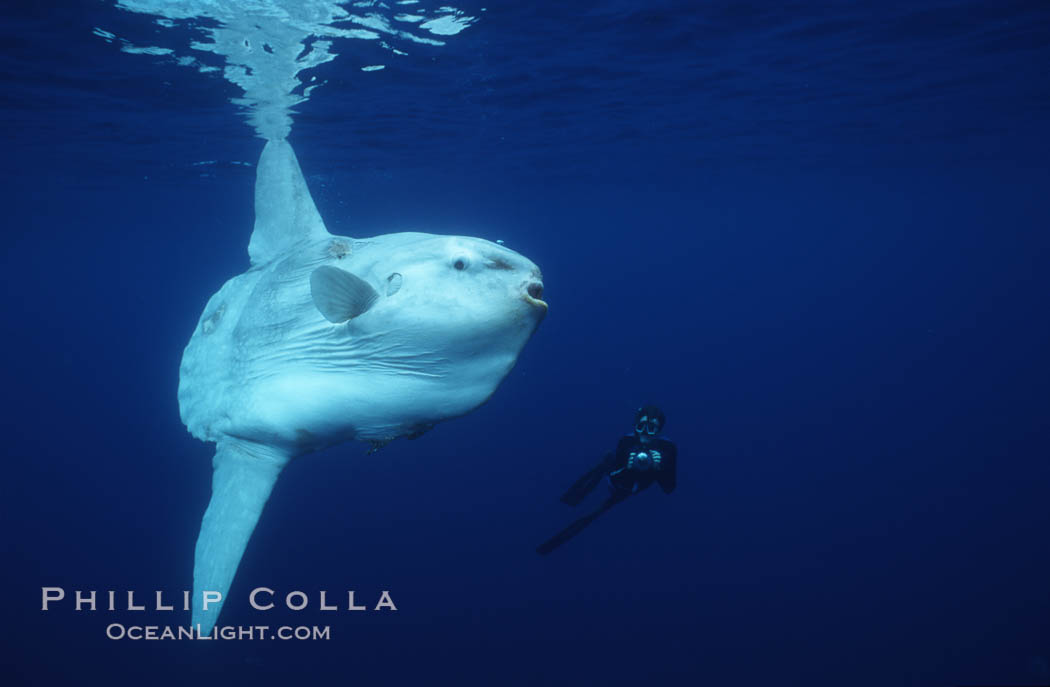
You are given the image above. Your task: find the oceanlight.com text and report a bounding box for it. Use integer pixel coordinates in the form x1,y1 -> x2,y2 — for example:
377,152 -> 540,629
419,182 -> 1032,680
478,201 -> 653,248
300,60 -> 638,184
105,624 -> 330,641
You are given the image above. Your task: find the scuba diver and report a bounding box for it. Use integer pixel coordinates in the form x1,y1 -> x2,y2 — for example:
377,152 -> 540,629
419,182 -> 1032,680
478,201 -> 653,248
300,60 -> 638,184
536,405 -> 677,555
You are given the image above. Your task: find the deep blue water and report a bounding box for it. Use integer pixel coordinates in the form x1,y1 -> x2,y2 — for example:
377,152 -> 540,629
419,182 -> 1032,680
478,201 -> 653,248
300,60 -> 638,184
3,1 -> 1050,685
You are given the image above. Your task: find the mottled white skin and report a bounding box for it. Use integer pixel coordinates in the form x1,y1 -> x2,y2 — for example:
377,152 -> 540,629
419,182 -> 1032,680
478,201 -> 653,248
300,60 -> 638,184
181,231 -> 545,451
179,140 -> 546,632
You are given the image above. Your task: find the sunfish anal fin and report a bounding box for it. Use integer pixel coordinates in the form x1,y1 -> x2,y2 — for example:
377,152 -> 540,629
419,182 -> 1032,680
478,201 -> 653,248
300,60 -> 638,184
310,266 -> 380,323
248,139 -> 332,266
191,440 -> 289,634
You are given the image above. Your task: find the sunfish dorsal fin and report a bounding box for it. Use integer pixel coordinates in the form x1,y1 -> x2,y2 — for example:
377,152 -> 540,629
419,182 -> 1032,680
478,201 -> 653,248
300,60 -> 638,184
248,139 -> 331,266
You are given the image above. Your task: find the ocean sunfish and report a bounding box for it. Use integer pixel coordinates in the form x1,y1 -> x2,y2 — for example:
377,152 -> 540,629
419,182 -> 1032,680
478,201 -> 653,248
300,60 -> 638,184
178,139 -> 547,632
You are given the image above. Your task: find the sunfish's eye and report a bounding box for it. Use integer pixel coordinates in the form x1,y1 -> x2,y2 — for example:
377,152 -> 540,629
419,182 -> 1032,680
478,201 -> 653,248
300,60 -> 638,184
453,257 -> 469,271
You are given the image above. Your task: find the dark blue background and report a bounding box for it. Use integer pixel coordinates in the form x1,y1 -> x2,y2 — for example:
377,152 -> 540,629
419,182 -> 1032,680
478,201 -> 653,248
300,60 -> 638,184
3,1 -> 1049,685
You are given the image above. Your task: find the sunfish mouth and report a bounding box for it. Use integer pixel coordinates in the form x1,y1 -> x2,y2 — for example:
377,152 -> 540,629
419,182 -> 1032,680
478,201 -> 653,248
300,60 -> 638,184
524,280 -> 548,309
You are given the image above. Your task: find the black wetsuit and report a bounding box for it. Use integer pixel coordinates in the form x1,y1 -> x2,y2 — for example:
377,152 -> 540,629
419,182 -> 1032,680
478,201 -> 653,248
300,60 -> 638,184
539,434 -> 678,554
607,435 -> 677,498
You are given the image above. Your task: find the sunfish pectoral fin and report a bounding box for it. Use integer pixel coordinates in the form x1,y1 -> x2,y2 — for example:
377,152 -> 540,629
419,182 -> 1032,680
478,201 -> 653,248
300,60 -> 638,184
247,138 -> 332,266
191,441 -> 288,634
310,265 -> 380,323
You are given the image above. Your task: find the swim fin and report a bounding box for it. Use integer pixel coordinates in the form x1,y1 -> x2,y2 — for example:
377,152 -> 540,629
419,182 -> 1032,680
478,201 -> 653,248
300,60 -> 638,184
536,495 -> 622,555
560,453 -> 615,506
